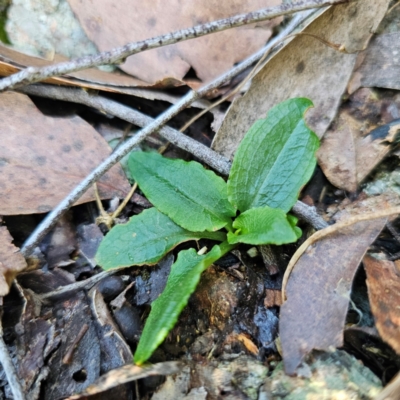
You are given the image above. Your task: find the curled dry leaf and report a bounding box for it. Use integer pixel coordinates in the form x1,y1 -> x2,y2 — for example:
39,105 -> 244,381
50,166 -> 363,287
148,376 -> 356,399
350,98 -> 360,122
280,217 -> 386,375
67,0 -> 281,85
363,255 -> 400,355
0,91 -> 130,215
66,362 -> 183,399
212,0 -> 389,158
279,205 -> 400,375
0,226 -> 27,296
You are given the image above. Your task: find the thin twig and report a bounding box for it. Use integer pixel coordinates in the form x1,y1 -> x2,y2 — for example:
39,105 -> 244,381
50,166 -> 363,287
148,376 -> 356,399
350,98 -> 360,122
0,314 -> 25,400
20,84 -> 232,175
0,0 -> 348,92
38,267 -> 127,300
291,201 -> 328,230
112,183 -> 138,220
19,10 -> 328,256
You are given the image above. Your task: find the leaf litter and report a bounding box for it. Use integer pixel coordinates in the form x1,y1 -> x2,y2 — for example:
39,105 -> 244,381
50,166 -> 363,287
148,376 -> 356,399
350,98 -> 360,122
0,91 -> 130,215
2,0 -> 400,399
66,0 -> 282,85
212,0 -> 390,158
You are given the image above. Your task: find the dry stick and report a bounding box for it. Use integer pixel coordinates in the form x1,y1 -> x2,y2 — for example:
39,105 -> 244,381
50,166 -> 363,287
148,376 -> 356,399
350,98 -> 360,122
281,207 -> 400,302
38,267 -> 127,300
20,11 -> 325,257
0,317 -> 25,400
20,84 -> 232,176
0,0 -> 348,92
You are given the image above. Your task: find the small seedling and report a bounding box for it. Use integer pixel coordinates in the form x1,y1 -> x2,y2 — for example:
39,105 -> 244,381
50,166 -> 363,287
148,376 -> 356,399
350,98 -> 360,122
95,97 -> 320,364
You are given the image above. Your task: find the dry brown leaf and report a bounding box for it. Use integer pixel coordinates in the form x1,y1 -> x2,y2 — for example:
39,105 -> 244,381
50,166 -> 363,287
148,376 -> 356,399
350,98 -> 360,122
0,91 -> 130,215
0,226 -> 27,296
363,255 -> 400,355
317,88 -> 400,192
66,362 -> 183,399
67,0 -> 281,85
0,43 -> 188,97
280,217 -> 386,375
212,0 -> 389,159
349,33 -> 400,93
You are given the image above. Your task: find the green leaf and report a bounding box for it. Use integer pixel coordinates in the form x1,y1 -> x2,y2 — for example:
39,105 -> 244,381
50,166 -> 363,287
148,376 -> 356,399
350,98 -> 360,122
227,206 -> 299,245
134,242 -> 234,365
287,214 -> 302,239
129,152 -> 236,232
227,98 -> 319,213
95,208 -> 226,269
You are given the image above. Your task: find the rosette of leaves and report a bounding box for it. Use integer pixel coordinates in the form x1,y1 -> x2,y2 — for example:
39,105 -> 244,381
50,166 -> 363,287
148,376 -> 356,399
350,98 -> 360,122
95,97 -> 319,364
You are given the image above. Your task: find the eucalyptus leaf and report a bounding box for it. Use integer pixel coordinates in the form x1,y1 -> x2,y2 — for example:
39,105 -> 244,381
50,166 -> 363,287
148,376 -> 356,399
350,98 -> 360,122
227,206 -> 298,245
134,242 -> 234,365
129,152 -> 236,232
227,98 -> 319,213
95,208 -> 226,269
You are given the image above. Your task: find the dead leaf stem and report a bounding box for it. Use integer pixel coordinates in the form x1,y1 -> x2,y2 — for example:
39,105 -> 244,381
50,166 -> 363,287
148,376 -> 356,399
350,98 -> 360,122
282,206 -> 400,302
0,0 -> 349,92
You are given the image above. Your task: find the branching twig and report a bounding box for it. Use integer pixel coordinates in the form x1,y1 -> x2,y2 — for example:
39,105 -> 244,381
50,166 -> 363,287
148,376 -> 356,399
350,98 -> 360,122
20,9 -> 329,256
0,0 -> 349,92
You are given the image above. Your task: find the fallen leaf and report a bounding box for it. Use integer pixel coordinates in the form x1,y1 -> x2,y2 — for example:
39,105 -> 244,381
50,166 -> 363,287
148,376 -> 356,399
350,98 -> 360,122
43,291 -> 102,398
0,226 -> 27,295
0,43 -> 189,98
363,255 -> 400,355
326,191 -> 400,222
349,32 -> 400,93
317,88 -> 400,192
66,361 -> 183,399
67,0 -> 281,84
212,0 -> 389,159
10,284 -> 60,399
280,215 -> 389,374
89,286 -> 133,371
0,91 -> 130,215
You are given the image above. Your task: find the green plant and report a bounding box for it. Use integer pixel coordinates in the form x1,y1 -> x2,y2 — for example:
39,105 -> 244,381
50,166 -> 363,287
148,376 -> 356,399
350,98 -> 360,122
95,97 -> 319,364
